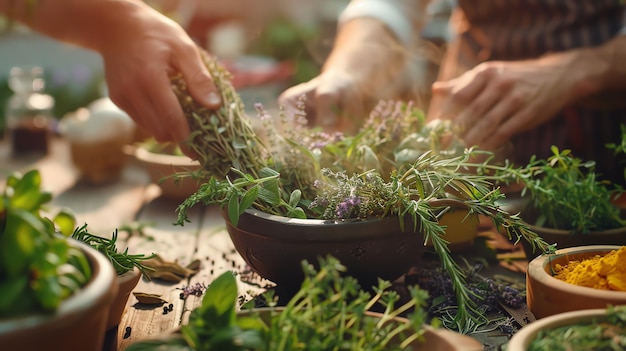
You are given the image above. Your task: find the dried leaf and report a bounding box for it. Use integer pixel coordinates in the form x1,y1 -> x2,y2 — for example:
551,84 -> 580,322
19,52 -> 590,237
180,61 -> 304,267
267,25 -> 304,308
141,254 -> 200,282
133,292 -> 167,305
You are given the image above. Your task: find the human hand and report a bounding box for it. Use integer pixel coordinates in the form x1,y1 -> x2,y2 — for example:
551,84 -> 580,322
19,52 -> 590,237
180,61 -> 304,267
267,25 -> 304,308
278,69 -> 373,133
278,17 -> 412,133
98,4 -> 221,145
430,54 -> 591,151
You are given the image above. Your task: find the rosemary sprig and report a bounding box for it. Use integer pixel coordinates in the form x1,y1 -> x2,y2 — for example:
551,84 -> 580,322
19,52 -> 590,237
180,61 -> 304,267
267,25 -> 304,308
71,224 -> 155,277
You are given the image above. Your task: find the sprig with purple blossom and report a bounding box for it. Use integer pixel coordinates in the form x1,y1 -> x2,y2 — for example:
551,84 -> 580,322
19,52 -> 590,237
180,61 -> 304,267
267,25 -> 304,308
408,262 -> 525,334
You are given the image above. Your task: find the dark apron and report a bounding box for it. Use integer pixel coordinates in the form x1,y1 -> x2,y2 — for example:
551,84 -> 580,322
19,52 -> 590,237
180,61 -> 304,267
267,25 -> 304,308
429,0 -> 626,184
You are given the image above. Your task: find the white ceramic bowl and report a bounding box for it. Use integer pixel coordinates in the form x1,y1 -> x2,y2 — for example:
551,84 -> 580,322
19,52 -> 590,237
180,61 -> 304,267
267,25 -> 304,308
134,146 -> 202,200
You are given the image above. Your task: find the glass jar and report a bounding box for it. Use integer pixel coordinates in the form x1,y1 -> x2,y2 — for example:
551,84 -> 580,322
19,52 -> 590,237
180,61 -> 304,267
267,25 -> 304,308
4,66 -> 55,157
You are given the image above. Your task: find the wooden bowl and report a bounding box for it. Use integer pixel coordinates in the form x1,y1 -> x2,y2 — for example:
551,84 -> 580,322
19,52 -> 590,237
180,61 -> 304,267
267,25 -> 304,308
0,240 -> 118,351
126,307 -> 483,350
519,203 -> 626,260
134,146 -> 202,200
526,245 -> 626,319
507,308 -> 612,351
239,308 -> 483,351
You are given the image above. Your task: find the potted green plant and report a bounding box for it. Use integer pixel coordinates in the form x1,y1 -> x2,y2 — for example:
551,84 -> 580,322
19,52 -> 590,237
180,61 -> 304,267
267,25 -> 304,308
167,50 -> 553,333
502,146 -> 626,259
71,223 -> 156,330
507,305 -> 626,351
125,255 -> 483,350
0,169 -> 118,350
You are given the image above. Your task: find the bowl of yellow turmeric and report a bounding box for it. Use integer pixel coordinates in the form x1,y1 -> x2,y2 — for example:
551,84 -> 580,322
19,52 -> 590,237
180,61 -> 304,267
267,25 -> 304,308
526,245 -> 626,319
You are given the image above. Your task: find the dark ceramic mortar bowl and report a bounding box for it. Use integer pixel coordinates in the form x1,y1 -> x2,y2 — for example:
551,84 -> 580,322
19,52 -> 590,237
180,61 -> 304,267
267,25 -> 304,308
224,209 -> 425,292
223,199 -> 477,293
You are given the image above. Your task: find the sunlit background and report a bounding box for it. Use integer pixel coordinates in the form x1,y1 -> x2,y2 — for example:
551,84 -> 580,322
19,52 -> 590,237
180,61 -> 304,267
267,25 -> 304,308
0,0 -> 350,135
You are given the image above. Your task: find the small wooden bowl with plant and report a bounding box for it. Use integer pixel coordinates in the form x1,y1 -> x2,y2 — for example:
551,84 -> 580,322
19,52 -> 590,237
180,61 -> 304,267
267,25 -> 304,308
526,245 -> 626,319
125,255 -> 483,351
507,305 -> 626,351
0,169 -> 119,351
499,146 -> 626,260
70,223 -> 155,331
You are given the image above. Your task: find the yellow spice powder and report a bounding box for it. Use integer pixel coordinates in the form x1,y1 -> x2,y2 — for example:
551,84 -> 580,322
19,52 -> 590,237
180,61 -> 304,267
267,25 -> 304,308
553,246 -> 626,291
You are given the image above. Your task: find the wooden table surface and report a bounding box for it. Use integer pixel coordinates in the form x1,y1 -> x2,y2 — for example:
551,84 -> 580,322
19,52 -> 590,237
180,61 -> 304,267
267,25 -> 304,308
1,137 -> 531,351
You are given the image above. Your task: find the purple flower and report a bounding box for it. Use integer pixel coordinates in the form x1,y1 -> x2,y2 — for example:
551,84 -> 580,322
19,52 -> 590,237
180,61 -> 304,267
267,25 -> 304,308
335,195 -> 361,219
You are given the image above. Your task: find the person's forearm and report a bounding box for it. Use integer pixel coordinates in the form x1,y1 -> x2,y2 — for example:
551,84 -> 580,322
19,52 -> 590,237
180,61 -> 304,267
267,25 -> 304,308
565,35 -> 626,101
594,35 -> 626,92
324,17 -> 403,73
0,0 -> 150,53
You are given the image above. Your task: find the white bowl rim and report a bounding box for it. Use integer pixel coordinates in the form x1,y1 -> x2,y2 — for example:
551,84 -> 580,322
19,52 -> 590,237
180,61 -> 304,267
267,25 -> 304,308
508,308 -> 609,350
134,146 -> 200,167
528,245 -> 626,299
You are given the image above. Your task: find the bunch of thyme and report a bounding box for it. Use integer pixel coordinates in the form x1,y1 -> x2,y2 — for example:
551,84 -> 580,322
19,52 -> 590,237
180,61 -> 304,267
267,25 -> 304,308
502,146 -> 625,232
125,256 -> 432,350
171,50 -> 268,180
263,256 -> 431,351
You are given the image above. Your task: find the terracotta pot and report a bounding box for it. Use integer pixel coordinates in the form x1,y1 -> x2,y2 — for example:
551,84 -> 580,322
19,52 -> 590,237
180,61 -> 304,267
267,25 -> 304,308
134,146 -> 202,200
521,219 -> 626,261
526,245 -> 626,319
106,267 -> 141,331
224,199 -> 475,293
0,239 -> 119,351
237,308 -> 483,351
507,308 -> 612,351
520,205 -> 626,260
128,307 -> 483,350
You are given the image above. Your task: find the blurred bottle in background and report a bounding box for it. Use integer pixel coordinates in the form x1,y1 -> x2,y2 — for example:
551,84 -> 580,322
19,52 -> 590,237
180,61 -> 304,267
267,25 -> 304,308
5,66 -> 55,157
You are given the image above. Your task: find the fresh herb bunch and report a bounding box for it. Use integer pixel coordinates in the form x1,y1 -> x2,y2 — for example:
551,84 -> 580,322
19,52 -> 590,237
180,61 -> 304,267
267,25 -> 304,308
172,49 -> 553,333
606,123 -> 626,182
0,169 -> 91,317
171,50 -> 267,180
126,256 -> 431,351
71,224 -> 155,277
527,305 -> 626,351
508,146 -> 625,232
